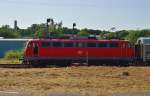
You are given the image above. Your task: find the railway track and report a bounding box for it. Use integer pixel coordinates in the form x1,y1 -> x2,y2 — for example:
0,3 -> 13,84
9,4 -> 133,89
0,62 -> 89,68
0,64 -> 33,68
0,63 -> 147,68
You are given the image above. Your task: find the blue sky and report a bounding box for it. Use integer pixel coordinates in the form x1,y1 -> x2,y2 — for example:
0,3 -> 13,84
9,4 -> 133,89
0,0 -> 150,30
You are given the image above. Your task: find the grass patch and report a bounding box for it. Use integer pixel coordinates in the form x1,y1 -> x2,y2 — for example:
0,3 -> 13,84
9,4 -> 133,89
0,59 -> 21,64
4,50 -> 23,59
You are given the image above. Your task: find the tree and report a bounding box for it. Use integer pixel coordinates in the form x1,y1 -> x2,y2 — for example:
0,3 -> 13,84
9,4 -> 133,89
78,28 -> 90,36
0,25 -> 20,38
116,30 -> 129,40
127,29 -> 150,43
107,32 -> 117,39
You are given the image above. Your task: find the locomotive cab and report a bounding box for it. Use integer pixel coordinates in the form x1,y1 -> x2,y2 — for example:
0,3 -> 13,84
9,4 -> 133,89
25,40 -> 39,57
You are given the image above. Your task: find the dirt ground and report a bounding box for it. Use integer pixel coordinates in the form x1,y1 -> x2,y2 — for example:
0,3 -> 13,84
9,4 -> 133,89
0,66 -> 150,96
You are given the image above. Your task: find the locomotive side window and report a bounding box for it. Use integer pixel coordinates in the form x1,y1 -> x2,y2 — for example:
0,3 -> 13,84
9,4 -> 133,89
98,42 -> 108,47
109,42 -> 118,47
87,42 -> 97,47
52,42 -> 62,47
42,42 -> 50,48
75,42 -> 86,48
64,42 -> 74,47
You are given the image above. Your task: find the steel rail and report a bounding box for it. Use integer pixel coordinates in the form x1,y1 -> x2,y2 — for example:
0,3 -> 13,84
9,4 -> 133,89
0,64 -> 33,68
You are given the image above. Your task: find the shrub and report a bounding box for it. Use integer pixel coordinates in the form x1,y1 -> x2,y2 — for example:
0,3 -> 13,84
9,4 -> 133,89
4,50 -> 23,59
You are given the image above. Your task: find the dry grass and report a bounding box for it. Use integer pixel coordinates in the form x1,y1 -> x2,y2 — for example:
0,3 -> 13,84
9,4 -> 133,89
0,59 -> 21,64
0,66 -> 150,96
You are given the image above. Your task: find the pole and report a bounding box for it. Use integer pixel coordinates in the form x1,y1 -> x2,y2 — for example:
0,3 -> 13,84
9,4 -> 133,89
46,18 -> 51,38
72,23 -> 76,38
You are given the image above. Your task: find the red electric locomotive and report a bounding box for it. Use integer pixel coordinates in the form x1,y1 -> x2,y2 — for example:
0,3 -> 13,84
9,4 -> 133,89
23,38 -> 134,66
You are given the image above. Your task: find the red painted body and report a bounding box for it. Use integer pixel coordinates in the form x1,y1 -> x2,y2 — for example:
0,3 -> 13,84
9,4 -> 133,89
23,39 -> 134,65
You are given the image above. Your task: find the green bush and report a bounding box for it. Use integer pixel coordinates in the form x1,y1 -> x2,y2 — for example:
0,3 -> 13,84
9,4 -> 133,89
4,50 -> 23,59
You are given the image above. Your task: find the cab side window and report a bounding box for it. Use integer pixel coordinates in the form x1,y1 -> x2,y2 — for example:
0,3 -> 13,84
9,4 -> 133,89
27,42 -> 32,48
33,42 -> 38,48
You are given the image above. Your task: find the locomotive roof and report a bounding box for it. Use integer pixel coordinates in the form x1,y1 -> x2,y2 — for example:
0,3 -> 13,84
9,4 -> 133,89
29,39 -> 129,42
137,37 -> 150,44
0,38 -> 30,41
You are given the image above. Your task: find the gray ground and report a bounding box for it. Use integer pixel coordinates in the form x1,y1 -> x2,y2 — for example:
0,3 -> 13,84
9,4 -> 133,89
113,92 -> 150,96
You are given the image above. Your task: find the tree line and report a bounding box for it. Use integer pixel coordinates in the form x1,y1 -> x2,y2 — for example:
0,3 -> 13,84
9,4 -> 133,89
0,19 -> 150,43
